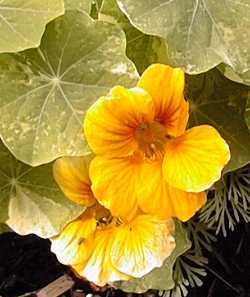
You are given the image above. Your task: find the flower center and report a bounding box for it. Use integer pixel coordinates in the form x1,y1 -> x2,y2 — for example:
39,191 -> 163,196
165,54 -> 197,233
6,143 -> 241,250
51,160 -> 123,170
135,121 -> 170,159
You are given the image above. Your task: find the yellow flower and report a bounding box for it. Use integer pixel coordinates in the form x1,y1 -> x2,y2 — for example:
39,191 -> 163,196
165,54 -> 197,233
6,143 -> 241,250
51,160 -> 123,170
51,156 -> 176,286
84,64 -> 230,221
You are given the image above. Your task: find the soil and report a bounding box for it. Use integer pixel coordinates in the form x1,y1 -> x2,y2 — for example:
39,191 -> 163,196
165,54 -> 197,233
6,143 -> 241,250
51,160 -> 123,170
0,222 -> 250,297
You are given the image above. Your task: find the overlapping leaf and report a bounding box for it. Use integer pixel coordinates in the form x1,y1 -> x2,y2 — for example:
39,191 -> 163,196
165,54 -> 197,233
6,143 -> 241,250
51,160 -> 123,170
100,0 -> 169,74
0,142 -> 83,238
218,64 -> 250,87
117,0 -> 250,74
0,11 -> 138,166
0,0 -> 64,53
114,221 -> 191,293
186,68 -> 250,173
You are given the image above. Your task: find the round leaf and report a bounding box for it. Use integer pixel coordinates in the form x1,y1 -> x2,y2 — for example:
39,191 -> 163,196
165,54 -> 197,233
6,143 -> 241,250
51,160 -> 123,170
0,0 -> 64,53
100,0 -> 169,74
0,11 -> 138,166
218,64 -> 250,86
117,0 -> 250,74
114,221 -> 191,293
64,0 -> 92,13
0,142 -> 84,238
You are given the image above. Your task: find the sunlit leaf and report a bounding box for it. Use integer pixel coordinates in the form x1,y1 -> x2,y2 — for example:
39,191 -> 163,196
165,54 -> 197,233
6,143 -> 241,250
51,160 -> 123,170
114,221 -> 191,293
100,0 -> 169,74
117,0 -> 250,74
64,0 -> 92,13
0,142 -> 84,238
186,68 -> 250,173
0,0 -> 64,53
0,11 -> 138,166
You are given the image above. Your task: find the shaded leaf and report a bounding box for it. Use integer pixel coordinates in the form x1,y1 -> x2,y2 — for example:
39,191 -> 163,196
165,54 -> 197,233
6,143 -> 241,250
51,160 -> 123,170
0,11 -> 138,166
0,223 -> 12,234
245,97 -> 250,130
100,0 -> 169,74
0,0 -> 64,53
114,221 -> 191,293
118,0 -> 250,74
186,68 -> 250,173
0,142 -> 84,238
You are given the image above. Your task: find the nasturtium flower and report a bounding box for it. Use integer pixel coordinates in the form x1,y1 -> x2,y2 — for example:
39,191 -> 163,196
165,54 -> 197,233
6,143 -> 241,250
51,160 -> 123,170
84,64 -> 230,222
51,156 -> 176,286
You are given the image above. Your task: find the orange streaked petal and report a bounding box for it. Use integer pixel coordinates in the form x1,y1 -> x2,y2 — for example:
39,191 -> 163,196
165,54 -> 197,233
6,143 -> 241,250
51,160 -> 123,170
78,228 -> 130,286
53,156 -> 96,206
89,155 -> 143,220
84,86 -> 155,158
163,125 -> 231,192
50,209 -> 96,266
137,64 -> 188,136
137,160 -> 206,221
111,215 -> 176,278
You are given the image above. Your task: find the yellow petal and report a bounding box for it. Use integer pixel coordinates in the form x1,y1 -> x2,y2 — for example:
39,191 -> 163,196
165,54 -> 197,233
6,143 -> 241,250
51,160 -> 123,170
50,209 -> 96,266
89,154 -> 143,220
84,86 -> 155,158
111,215 -> 176,278
163,125 -> 231,192
137,64 -> 188,136
137,160 -> 206,221
53,156 -> 96,206
79,228 -> 130,286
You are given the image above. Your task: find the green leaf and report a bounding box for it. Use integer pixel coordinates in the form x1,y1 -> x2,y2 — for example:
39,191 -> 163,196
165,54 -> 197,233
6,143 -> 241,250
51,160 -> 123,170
0,11 -> 138,166
186,68 -> 250,173
0,223 -> 12,234
100,0 -> 169,74
117,0 -> 250,74
64,0 -> 92,13
114,221 -> 191,293
245,97 -> 250,130
0,0 -> 64,53
0,142 -> 84,238
218,64 -> 250,86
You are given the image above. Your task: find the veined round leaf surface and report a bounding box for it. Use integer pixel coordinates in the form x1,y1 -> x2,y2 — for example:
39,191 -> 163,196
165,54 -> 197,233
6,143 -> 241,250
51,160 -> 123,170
186,68 -> 250,173
0,0 -> 64,53
100,0 -> 169,74
114,221 -> 191,293
0,142 -> 84,238
218,64 -> 250,86
64,0 -> 92,13
117,0 -> 250,74
0,11 -> 138,166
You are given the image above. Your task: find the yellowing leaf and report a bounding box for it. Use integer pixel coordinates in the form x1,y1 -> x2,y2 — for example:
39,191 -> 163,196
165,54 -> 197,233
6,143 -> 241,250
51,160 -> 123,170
0,142 -> 84,238
64,0 -> 92,13
0,11 -> 138,166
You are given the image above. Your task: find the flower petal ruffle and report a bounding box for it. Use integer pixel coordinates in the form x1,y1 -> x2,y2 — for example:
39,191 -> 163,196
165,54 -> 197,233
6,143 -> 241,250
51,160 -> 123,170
84,86 -> 155,158
137,63 -> 188,137
89,155 -> 143,220
110,215 -> 176,278
163,125 -> 230,192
